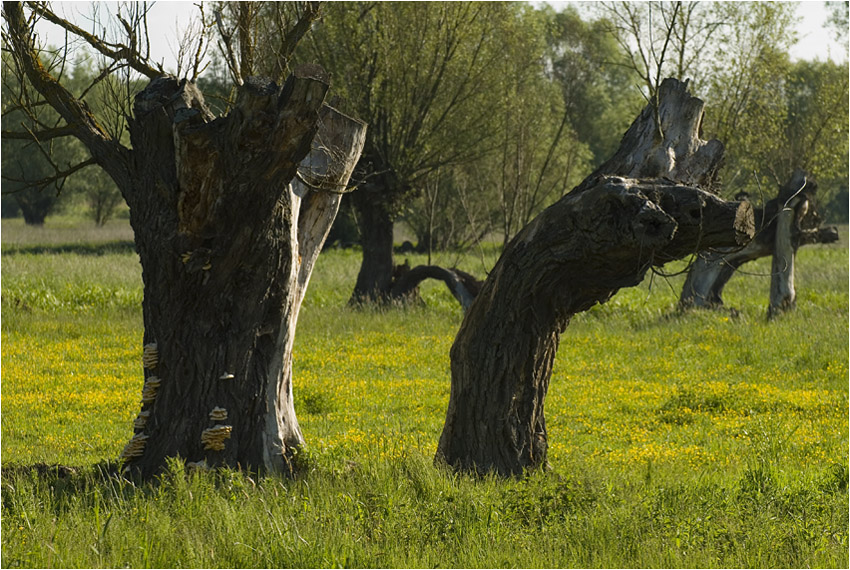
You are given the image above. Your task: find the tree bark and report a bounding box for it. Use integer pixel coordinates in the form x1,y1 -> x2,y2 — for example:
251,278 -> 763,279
768,193 -> 799,318
350,187 -> 396,304
436,78 -> 754,477
4,1 -> 367,478
679,170 -> 840,313
118,71 -> 366,478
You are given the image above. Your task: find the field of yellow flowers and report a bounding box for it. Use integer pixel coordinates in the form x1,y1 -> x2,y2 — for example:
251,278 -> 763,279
1,218 -> 847,568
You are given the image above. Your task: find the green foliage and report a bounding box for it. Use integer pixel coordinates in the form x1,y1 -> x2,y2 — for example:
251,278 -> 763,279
692,3 -> 849,216
301,3 -> 518,212
826,1 -> 849,42
1,52 -> 79,225
1,50 -> 133,226
296,3 -> 598,251
547,5 -> 643,166
2,219 -> 847,567
585,2 -> 847,222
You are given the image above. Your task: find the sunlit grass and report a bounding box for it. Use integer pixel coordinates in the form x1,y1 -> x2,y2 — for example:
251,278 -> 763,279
1,219 -> 847,567
0,215 -> 134,246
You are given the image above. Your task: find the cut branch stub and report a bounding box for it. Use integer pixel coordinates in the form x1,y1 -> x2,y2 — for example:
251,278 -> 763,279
173,68 -> 329,238
582,78 -> 724,192
293,104 -> 368,304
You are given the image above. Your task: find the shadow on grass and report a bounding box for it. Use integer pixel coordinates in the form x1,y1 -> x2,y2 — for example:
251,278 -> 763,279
1,241 -> 137,256
1,462 -> 120,484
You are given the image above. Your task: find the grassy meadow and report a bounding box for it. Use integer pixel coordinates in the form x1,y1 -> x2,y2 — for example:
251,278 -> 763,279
1,216 -> 848,568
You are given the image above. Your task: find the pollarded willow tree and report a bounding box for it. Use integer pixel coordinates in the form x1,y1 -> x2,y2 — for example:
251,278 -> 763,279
436,78 -> 755,476
301,2 -> 537,305
3,1 -> 366,478
679,170 -> 840,317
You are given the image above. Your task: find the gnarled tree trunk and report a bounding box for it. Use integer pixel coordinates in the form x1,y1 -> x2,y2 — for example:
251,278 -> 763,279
118,72 -> 366,478
436,78 -> 754,476
679,170 -> 840,316
3,2 -> 367,479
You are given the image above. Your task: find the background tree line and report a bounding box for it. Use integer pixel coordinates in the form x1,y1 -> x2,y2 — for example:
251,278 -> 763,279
4,1 -> 847,251
2,51 -> 134,225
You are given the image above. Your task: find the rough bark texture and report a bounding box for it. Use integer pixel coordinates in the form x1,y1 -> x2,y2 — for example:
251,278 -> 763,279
679,170 -> 840,314
581,79 -> 724,192
4,2 -> 367,478
436,78 -> 754,477
120,70 -> 365,478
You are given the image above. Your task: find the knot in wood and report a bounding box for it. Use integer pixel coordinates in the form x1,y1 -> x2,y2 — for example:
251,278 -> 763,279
632,201 -> 677,248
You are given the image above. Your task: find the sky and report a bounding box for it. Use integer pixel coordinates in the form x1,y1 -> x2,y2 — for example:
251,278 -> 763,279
36,1 -> 848,73
790,0 -> 847,61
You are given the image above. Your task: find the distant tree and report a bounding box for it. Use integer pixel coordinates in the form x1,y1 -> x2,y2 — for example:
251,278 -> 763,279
593,1 -> 729,98
702,5 -> 848,212
781,59 -> 849,215
0,137 -> 66,225
1,52 -> 81,224
546,5 -> 643,168
300,2 -> 519,304
63,60 -> 140,225
401,166 -> 491,256
700,3 -> 796,189
485,5 -> 591,249
68,165 -> 124,225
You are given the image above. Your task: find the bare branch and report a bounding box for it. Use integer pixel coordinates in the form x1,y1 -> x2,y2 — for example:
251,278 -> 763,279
27,1 -> 163,79
2,123 -> 75,140
214,7 -> 242,85
236,2 -> 256,79
1,156 -> 97,193
271,1 -> 321,82
4,1 -> 132,189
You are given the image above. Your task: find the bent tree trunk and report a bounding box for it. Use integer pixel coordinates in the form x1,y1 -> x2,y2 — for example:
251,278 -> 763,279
436,79 -> 755,476
349,173 -> 478,308
679,170 -> 840,315
119,72 -> 366,478
390,265 -> 483,311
